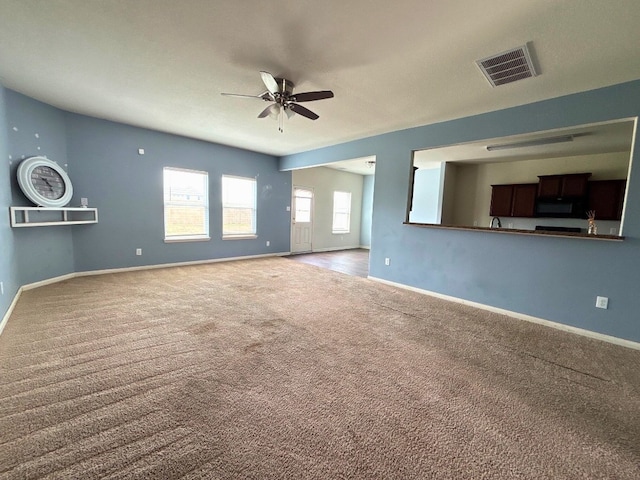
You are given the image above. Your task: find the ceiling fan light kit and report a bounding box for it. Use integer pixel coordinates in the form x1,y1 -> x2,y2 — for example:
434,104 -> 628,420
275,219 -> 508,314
222,71 -> 334,132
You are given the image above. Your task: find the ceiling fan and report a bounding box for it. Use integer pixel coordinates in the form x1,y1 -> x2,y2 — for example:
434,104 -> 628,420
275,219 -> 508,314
222,71 -> 334,132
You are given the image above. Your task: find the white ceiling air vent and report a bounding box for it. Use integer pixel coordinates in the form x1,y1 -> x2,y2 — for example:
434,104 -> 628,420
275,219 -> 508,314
476,44 -> 537,87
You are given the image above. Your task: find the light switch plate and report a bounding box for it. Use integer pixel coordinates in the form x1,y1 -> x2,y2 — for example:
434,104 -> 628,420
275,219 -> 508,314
596,296 -> 609,309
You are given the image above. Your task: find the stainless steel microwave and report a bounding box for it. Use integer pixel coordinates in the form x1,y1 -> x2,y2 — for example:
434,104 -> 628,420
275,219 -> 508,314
535,198 -> 586,218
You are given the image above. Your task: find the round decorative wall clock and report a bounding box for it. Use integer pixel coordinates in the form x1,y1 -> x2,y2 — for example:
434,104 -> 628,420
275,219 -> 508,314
16,156 -> 73,208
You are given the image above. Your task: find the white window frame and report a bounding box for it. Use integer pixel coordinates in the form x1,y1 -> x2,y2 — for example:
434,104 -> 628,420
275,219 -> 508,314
222,174 -> 257,239
163,167 -> 210,243
332,190 -> 352,234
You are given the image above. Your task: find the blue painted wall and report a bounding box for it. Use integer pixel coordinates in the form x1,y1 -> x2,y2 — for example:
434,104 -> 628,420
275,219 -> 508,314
360,175 -> 374,247
5,90 -> 75,287
281,80 -> 640,342
65,113 -> 291,272
0,86 -> 19,320
0,88 -> 292,327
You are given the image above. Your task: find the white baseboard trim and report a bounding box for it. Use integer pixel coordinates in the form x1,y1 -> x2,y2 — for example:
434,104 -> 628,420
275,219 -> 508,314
1,252 -> 290,337
312,246 -> 362,253
72,252 -> 291,279
21,273 -> 77,291
0,288 -> 22,336
369,276 -> 640,351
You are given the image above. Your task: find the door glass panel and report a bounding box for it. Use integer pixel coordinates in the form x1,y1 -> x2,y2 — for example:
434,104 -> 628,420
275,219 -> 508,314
294,189 -> 313,222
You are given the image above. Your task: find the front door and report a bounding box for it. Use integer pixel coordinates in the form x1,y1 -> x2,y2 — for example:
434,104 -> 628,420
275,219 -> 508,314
291,187 -> 313,253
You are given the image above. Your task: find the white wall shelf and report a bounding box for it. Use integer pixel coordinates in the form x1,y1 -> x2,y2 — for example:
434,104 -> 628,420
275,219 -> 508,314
10,207 -> 98,228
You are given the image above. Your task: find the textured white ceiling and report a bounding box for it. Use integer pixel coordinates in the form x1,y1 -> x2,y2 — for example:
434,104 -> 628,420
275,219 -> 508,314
1,1 -> 640,157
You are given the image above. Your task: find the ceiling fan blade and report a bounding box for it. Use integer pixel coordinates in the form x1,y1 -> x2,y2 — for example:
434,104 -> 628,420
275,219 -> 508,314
289,103 -> 319,120
292,90 -> 334,102
221,93 -> 261,99
260,71 -> 280,95
222,92 -> 273,101
258,103 -> 280,119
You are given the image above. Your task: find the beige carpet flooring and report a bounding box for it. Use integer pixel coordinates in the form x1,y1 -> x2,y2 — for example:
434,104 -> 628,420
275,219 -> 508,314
1,257 -> 639,479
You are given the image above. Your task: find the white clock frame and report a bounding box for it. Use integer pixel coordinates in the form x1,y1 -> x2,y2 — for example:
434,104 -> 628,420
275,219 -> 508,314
17,156 -> 74,208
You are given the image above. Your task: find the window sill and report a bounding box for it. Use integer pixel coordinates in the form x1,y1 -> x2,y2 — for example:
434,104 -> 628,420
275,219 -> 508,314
332,231 -> 351,235
222,234 -> 258,240
164,236 -> 211,243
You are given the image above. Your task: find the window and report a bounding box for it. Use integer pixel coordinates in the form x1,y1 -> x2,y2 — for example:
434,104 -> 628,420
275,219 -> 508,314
332,191 -> 351,234
222,175 -> 257,238
163,167 -> 209,242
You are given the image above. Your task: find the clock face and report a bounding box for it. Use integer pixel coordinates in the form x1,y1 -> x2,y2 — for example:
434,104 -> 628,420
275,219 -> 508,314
17,156 -> 74,208
31,165 -> 66,200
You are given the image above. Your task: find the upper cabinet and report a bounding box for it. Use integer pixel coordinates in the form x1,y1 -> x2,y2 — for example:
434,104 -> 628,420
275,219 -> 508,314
511,184 -> 538,217
490,183 -> 537,218
490,173 -> 625,220
537,173 -> 591,198
489,184 -> 514,217
587,180 -> 626,221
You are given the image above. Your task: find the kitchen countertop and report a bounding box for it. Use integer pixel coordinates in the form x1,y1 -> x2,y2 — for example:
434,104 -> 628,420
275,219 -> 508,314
404,222 -> 624,241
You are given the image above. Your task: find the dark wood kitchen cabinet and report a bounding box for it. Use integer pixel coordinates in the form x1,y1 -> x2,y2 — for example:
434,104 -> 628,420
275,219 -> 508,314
587,179 -> 626,220
490,183 -> 537,217
489,184 -> 513,216
511,183 -> 538,217
537,173 -> 591,198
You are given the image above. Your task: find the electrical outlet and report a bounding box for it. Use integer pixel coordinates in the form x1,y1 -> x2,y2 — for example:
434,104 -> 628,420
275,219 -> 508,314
508,222 -> 513,229
595,296 -> 609,309
385,257 -> 390,266
136,248 -> 142,256
266,241 -> 270,246
138,148 -> 145,155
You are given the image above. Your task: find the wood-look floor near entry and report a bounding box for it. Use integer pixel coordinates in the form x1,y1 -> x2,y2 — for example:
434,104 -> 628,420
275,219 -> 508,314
285,248 -> 369,278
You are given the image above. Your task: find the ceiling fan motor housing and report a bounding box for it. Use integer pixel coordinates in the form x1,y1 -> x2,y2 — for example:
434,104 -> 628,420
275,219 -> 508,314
274,78 -> 295,97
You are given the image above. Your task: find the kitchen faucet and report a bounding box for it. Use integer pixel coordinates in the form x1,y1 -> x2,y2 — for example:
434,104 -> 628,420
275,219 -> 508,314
490,216 -> 502,228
